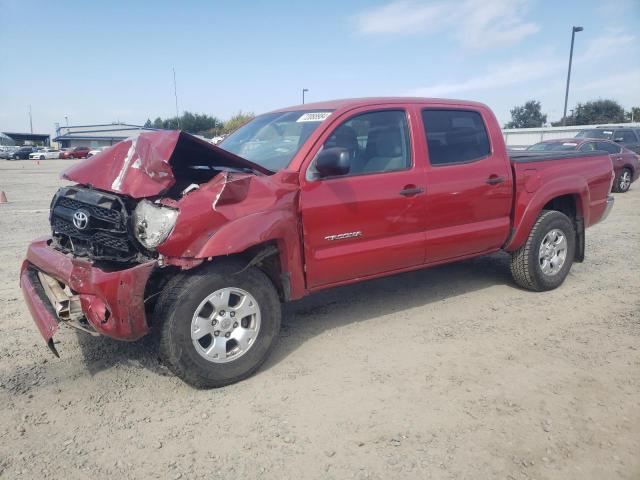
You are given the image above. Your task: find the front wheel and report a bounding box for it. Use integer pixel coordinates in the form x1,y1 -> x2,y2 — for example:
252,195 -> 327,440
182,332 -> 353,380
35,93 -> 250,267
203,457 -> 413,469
155,259 -> 281,388
510,210 -> 575,292
612,168 -> 632,193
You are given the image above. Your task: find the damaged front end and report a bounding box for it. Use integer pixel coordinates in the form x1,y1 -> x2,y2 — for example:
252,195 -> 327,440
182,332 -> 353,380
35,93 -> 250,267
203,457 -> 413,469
22,130 -> 298,352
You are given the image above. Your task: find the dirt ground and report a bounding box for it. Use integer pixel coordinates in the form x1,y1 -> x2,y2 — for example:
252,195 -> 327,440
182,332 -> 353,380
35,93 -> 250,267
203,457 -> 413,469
0,159 -> 638,480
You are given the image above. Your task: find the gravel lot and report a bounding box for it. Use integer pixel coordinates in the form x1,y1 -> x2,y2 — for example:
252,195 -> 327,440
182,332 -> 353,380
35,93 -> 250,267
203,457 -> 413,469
0,159 -> 638,479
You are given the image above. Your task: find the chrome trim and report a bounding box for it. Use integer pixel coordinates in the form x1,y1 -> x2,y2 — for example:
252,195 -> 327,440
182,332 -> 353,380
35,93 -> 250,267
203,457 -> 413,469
324,231 -> 362,241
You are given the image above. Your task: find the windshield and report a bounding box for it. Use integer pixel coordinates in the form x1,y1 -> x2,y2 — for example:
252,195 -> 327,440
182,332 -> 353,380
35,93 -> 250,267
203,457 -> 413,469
219,110 -> 333,171
575,129 -> 612,139
527,142 -> 578,151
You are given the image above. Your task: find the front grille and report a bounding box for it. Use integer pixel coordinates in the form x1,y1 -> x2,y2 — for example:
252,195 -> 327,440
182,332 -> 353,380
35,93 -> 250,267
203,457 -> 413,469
50,186 -> 139,261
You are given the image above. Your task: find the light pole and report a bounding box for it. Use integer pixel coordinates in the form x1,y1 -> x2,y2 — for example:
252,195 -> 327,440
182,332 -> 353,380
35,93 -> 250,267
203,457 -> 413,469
562,26 -> 583,125
302,88 -> 309,104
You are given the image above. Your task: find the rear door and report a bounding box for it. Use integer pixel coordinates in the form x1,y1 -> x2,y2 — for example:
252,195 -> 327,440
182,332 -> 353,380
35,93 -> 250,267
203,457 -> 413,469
419,107 -> 513,263
299,107 -> 426,288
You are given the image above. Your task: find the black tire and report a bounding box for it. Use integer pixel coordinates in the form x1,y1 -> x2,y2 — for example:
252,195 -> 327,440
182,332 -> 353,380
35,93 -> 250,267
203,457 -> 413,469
612,168 -> 632,193
154,259 -> 281,388
40,155 -> 45,160
510,210 -> 575,292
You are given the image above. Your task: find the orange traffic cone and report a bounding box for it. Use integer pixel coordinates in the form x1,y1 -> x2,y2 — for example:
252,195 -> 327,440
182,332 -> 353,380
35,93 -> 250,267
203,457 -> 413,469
0,191 -> 7,203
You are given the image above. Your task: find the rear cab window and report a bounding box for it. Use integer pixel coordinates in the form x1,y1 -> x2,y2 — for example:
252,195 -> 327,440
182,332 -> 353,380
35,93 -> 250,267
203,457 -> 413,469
421,109 -> 490,165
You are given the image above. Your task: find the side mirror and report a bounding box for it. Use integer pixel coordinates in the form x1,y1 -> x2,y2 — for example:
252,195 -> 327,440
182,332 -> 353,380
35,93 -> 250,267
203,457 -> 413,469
613,138 -> 624,143
315,147 -> 351,177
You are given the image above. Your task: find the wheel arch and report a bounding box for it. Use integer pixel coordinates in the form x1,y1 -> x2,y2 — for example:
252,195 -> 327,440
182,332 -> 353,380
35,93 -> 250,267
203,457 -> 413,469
187,211 -> 306,301
505,181 -> 588,256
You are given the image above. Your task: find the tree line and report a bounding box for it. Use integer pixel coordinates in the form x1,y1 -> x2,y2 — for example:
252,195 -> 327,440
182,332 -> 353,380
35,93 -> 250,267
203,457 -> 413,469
504,99 -> 640,129
143,111 -> 255,138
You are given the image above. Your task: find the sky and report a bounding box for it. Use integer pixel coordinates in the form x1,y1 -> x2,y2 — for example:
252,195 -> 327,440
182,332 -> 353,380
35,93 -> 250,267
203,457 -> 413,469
0,0 -> 638,136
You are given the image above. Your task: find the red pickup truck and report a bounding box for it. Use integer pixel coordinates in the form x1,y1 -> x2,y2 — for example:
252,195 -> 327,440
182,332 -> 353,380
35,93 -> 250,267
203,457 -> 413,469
20,98 -> 615,388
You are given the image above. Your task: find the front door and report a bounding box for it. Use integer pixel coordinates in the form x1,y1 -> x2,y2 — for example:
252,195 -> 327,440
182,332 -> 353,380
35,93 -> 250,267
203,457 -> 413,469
300,108 -> 426,288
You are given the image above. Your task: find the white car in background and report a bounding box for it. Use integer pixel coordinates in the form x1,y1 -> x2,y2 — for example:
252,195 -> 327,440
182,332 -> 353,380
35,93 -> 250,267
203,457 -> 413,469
87,146 -> 110,157
29,147 -> 61,160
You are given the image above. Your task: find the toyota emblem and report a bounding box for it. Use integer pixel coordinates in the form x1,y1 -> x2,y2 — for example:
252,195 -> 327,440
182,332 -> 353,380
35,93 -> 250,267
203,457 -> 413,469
72,210 -> 90,230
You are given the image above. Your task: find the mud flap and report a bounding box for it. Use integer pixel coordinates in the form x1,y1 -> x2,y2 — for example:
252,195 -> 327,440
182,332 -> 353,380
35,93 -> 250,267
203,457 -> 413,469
574,217 -> 585,262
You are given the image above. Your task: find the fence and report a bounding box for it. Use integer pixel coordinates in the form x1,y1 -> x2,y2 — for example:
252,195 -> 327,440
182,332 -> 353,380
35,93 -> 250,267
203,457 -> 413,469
502,123 -> 640,149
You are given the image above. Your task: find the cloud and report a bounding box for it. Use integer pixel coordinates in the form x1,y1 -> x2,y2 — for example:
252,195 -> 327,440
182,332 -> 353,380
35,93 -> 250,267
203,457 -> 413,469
576,69 -> 640,96
355,0 -> 539,50
407,57 -> 562,97
577,30 -> 637,63
406,28 -> 639,100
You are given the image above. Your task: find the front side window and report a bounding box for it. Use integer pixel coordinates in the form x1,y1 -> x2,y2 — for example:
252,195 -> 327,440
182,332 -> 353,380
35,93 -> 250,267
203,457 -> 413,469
219,110 -> 333,171
311,110 -> 411,178
422,109 -> 490,165
578,142 -> 595,152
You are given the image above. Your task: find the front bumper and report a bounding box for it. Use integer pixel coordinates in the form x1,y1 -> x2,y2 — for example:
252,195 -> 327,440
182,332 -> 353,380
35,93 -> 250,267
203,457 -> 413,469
20,237 -> 156,351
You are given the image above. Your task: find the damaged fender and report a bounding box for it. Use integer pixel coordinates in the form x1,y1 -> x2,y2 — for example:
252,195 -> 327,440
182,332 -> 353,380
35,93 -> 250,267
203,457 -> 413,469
158,171 -> 307,300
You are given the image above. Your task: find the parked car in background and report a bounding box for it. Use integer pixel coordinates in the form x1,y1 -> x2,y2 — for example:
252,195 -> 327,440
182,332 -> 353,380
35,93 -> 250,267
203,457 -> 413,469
21,97 -> 615,388
527,138 -> 639,192
0,146 -> 18,159
11,146 -> 36,160
29,147 -> 61,160
575,126 -> 640,154
59,146 -> 91,159
87,146 -> 110,157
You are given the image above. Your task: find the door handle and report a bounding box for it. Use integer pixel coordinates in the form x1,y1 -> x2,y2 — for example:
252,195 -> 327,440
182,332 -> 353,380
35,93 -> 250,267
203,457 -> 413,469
399,186 -> 425,197
485,175 -> 505,185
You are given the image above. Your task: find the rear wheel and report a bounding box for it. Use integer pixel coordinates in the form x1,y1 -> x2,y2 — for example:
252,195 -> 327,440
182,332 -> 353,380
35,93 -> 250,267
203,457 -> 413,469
510,210 -> 575,291
612,168 -> 632,193
155,259 -> 281,388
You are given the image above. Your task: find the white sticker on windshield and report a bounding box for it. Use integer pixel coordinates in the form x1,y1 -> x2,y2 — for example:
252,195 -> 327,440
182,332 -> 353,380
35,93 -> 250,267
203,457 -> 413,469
296,112 -> 332,122
562,142 -> 578,146
602,131 -> 613,135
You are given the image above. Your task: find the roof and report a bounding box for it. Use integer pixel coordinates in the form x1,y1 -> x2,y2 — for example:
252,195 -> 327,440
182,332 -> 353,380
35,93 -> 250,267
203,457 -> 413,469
53,134 -> 132,142
53,124 -> 160,142
270,97 -> 489,114
2,132 -> 50,141
537,138 -> 617,145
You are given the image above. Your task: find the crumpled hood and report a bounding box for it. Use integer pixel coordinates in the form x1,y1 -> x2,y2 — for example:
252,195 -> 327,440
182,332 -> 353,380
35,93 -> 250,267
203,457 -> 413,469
62,130 -> 271,198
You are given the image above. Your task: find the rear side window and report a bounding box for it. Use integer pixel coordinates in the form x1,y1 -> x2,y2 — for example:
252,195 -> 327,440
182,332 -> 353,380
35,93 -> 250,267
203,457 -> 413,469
615,130 -> 637,143
422,109 -> 490,165
596,142 -> 621,154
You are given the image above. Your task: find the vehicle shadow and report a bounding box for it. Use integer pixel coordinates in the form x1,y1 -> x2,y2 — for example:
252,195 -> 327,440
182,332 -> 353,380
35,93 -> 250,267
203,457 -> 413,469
74,327 -> 169,377
72,252 -> 513,378
262,252 -> 513,370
